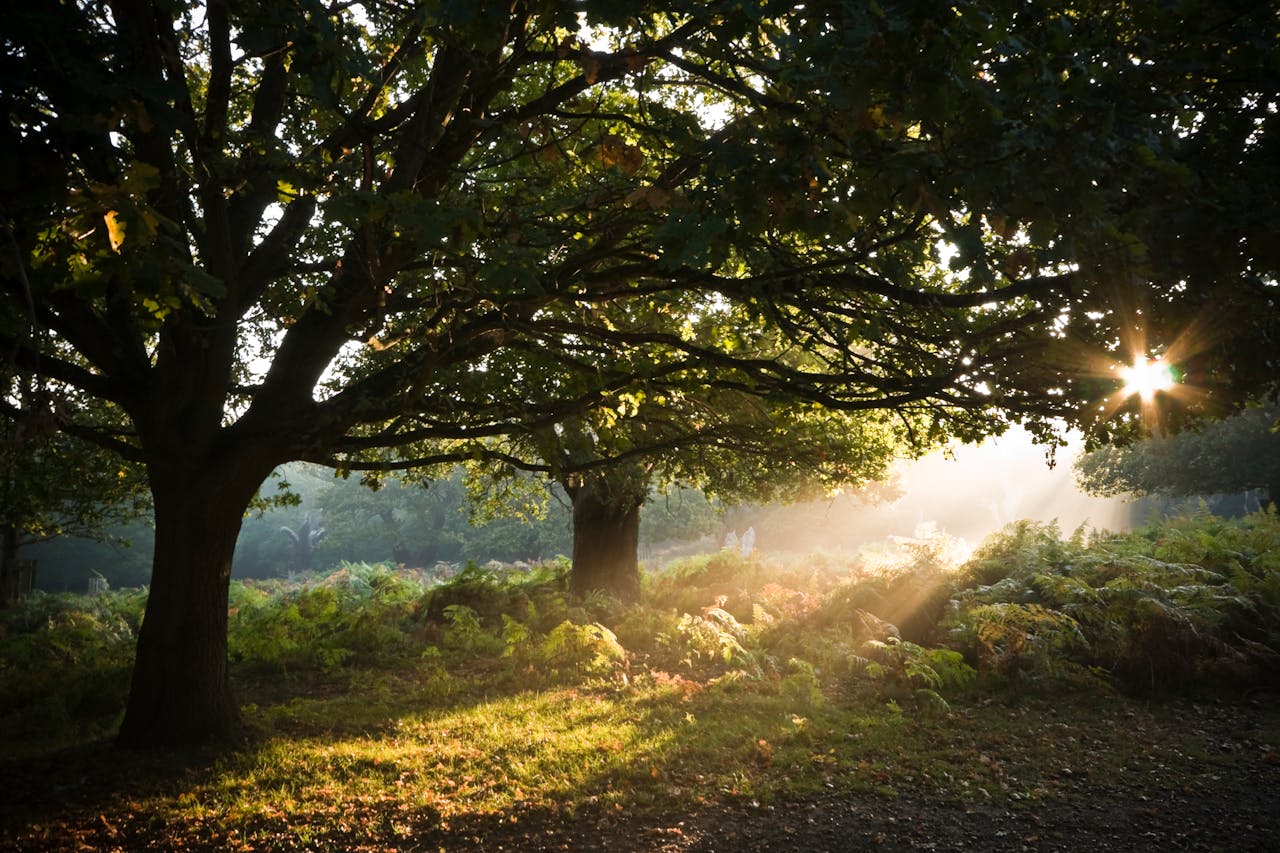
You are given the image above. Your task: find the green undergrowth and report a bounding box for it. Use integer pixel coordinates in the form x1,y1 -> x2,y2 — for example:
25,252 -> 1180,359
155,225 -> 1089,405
2,511 -> 1279,841
0,587 -> 146,746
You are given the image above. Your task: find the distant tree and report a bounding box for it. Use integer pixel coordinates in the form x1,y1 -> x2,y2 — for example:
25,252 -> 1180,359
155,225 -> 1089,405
516,391 -> 914,600
279,511 -> 325,575
1,390 -> 149,604
304,464 -> 571,568
640,485 -> 719,549
315,466 -> 517,567
1076,405 -> 1280,510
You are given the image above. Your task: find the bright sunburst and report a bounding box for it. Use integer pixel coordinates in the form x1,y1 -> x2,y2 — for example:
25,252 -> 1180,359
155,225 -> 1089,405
1119,356 -> 1176,400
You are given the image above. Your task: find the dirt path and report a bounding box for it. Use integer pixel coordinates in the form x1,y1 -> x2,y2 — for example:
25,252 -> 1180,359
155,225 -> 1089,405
386,760 -> 1279,852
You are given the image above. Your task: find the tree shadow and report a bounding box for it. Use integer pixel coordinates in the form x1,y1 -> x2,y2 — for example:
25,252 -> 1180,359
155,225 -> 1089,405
8,673 -> 1280,852
0,735 -> 227,846
2,666 -> 763,850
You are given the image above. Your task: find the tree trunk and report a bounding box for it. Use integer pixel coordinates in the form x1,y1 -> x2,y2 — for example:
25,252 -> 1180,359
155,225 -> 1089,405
0,522 -> 30,601
1,523 -> 16,606
566,473 -> 644,602
116,455 -> 270,748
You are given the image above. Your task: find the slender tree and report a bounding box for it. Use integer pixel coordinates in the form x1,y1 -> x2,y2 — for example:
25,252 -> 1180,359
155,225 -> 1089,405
3,1 -> 1275,745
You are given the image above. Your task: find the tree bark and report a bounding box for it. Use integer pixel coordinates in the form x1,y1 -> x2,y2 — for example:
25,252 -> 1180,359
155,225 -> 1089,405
1,523 -> 21,606
566,473 -> 644,602
116,454 -> 271,747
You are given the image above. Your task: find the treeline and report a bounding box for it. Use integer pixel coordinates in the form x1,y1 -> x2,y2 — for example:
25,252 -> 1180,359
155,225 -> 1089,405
24,464 -> 723,592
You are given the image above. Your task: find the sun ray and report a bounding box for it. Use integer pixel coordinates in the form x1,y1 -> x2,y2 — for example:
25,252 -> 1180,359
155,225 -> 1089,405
1119,357 -> 1175,401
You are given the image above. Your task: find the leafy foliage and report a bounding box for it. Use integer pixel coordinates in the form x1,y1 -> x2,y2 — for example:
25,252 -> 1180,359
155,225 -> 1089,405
1076,404 -> 1280,506
0,589 -> 145,744
5,512 -> 1278,754
1,419 -> 150,598
7,0 -> 1277,742
949,514 -> 1280,691
962,602 -> 1097,688
228,562 -> 429,674
537,620 -> 627,683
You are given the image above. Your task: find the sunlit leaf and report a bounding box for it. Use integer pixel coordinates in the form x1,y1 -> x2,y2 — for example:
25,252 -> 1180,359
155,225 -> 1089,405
103,211 -> 125,252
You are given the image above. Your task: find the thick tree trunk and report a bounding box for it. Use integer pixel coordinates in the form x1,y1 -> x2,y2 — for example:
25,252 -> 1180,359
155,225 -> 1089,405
116,456 -> 270,747
566,474 -> 644,602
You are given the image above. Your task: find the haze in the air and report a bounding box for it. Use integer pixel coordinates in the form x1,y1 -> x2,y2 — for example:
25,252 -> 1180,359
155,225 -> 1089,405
711,426 -> 1133,562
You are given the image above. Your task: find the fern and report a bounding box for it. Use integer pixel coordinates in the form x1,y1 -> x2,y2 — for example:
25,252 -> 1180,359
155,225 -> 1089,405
538,621 -> 627,683
946,512 -> 1280,691
660,611 -> 760,676
967,602 -> 1093,686
0,589 -> 146,744
442,604 -> 504,657
778,657 -> 824,706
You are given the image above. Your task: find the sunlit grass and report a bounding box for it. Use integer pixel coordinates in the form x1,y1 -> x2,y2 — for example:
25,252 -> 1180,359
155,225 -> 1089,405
6,513 -> 1279,849
96,675 -> 1213,850
172,683 -> 872,835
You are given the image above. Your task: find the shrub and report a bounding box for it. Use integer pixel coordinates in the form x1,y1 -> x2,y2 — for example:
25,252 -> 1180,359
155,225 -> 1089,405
441,604 -> 504,658
849,636 -> 972,714
0,589 -> 146,747
417,559 -> 571,633
963,602 -> 1096,687
647,550 -> 767,621
228,562 -> 428,674
945,513 -> 1280,692
778,657 -> 824,706
612,605 -> 683,655
954,521 -> 1083,588
658,609 -> 759,677
537,621 -> 627,683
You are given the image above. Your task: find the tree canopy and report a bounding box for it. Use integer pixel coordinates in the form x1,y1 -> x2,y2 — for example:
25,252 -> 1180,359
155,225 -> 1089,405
1,389 -> 150,603
2,0 -> 1277,744
1076,404 -> 1280,510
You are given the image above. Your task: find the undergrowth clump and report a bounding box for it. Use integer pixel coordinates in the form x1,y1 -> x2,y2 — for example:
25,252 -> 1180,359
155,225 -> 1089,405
0,588 -> 146,747
228,561 -> 429,673
417,558 -> 574,632
947,512 -> 1280,692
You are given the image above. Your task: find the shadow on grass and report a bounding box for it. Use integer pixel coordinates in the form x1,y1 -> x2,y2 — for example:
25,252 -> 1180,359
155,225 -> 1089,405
0,662 -> 875,850
0,737 -> 229,848
8,685 -> 1280,853
7,663 -> 1280,852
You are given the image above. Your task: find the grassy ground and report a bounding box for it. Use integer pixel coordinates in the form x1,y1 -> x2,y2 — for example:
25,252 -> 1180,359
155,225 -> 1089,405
3,671 -> 1279,850
3,512 -> 1280,849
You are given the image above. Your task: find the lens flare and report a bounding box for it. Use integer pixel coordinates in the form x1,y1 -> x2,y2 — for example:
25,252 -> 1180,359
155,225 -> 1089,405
1119,357 -> 1175,400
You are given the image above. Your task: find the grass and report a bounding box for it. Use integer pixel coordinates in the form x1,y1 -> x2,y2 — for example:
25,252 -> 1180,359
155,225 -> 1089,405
3,511 -> 1280,849
9,673 -> 1273,850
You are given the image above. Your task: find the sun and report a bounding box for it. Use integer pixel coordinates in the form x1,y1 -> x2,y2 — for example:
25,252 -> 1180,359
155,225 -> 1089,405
1119,356 -> 1176,400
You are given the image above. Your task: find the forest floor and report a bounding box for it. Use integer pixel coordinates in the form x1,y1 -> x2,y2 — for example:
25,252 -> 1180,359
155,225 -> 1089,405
4,692 -> 1278,852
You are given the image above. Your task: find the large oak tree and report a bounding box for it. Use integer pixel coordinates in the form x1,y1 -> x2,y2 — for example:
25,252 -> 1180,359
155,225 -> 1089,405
3,0 -> 1276,745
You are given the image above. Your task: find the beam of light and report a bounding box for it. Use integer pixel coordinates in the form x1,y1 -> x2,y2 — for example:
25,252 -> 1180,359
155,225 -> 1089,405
1119,356 -> 1176,401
